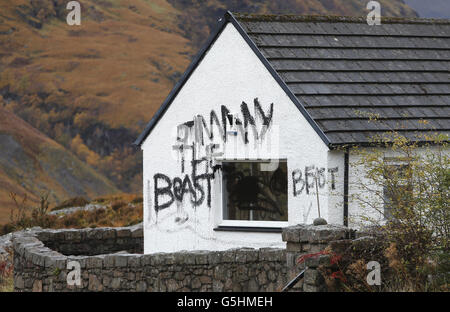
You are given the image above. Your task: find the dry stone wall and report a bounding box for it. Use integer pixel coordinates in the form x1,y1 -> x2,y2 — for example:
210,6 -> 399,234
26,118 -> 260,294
282,224 -> 356,292
13,224 -> 287,292
13,223 -> 361,292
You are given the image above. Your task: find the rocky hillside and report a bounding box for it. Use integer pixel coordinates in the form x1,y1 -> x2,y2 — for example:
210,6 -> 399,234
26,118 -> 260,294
0,0 -> 418,223
0,106 -> 118,223
404,0 -> 450,18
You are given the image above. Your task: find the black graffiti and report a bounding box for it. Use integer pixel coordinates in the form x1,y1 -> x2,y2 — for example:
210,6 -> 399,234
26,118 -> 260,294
292,166 -> 339,197
328,167 -> 338,190
156,99 -> 275,212
240,98 -> 274,143
304,165 -> 315,194
173,175 -> 195,202
317,167 -> 326,188
154,173 -> 174,211
172,144 -> 188,173
292,169 -> 305,197
154,145 -> 214,212
178,98 -> 273,146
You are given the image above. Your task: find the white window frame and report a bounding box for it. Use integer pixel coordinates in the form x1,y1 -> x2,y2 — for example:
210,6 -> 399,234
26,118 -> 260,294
215,158 -> 289,229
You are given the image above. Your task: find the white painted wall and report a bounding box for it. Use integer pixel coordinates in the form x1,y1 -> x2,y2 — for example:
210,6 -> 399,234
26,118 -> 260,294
327,150 -> 345,225
141,22 -> 344,254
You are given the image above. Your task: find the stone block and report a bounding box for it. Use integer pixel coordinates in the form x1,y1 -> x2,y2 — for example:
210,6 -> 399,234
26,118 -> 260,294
114,255 -> 128,267
245,249 -> 259,262
259,248 -> 284,262
302,243 -> 312,252
44,255 -> 67,268
162,253 -> 176,265
283,224 -> 355,245
116,228 -> 131,238
199,275 -> 212,284
167,279 -> 182,291
309,243 -> 328,253
257,271 -> 267,285
30,250 -> 45,266
194,251 -> 209,265
101,228 -> 116,240
53,231 -> 66,241
305,254 -> 330,268
128,255 -> 142,267
286,242 -> 303,252
212,280 -> 224,291
15,275 -> 24,289
221,250 -> 236,263
207,251 -> 222,264
174,272 -> 185,281
191,277 -> 201,289
65,230 -> 82,242
235,250 -> 247,263
32,279 -> 42,292
88,274 -> 103,292
86,229 -> 102,240
87,256 -> 103,269
307,225 -> 352,243
111,277 -> 122,290
130,227 -> 143,238
53,257 -> 67,270
141,255 -> 152,267
102,275 -> 111,287
281,226 -> 300,243
136,281 -> 147,292
149,253 -> 164,266
36,231 -> 51,242
303,283 -> 323,292
304,269 -> 324,286
103,255 -> 115,268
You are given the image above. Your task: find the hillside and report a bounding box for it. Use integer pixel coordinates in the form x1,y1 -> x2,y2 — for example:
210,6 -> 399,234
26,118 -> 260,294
404,0 -> 450,18
0,0 -> 418,223
0,106 -> 118,223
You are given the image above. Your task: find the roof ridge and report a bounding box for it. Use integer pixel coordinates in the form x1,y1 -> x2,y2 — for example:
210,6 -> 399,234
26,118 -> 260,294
232,12 -> 450,25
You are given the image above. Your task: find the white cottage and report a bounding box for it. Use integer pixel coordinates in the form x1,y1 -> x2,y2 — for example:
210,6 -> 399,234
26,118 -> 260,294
134,12 -> 450,254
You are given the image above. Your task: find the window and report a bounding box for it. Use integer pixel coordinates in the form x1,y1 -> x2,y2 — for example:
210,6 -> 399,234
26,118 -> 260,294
383,163 -> 412,220
221,160 -> 288,222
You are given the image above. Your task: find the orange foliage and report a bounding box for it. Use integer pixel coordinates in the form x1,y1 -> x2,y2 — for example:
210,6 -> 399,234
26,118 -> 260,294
70,134 -> 100,166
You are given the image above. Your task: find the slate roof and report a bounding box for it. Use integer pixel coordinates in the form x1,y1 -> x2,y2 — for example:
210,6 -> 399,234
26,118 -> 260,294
135,13 -> 450,147
234,13 -> 450,146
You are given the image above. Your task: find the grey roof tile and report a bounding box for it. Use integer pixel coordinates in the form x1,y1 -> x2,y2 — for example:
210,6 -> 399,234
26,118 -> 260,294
236,14 -> 450,145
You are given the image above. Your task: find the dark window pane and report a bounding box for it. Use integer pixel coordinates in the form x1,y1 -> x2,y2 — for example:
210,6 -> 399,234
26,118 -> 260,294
383,164 -> 412,220
222,161 -> 288,221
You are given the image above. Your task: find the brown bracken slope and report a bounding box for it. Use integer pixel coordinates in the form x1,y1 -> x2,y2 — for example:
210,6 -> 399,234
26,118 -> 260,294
0,106 -> 118,223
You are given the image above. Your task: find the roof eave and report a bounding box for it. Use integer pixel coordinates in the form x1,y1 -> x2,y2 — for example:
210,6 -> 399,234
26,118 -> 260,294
232,12 -> 450,25
328,138 -> 450,150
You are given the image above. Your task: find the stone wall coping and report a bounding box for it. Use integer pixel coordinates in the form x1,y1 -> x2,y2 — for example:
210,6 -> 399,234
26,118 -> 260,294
13,224 -> 289,292
282,224 -> 356,244
12,223 -> 378,292
33,223 -> 143,243
12,225 -> 286,270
